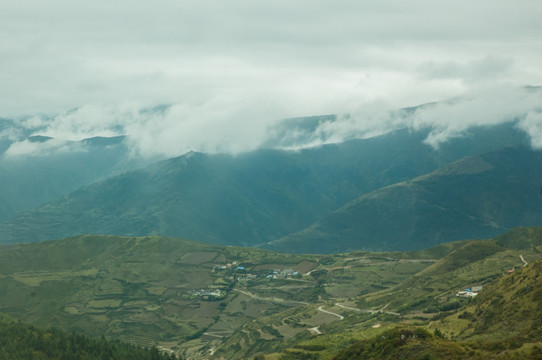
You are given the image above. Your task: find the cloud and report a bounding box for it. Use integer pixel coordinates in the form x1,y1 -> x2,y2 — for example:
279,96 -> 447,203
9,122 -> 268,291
4,84 -> 536,159
418,56 -> 514,84
122,95 -> 286,157
1,1 -> 541,156
282,85 -> 542,150
4,138 -> 83,157
0,0 -> 541,118
410,86 -> 542,148
518,111 -> 542,149
2,92 -> 290,158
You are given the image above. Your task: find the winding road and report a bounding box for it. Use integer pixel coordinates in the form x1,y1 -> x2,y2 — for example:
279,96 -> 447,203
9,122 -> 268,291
317,305 -> 344,320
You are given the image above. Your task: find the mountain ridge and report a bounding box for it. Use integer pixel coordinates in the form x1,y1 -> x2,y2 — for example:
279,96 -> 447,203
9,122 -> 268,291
0,123 -> 533,250
267,147 -> 542,253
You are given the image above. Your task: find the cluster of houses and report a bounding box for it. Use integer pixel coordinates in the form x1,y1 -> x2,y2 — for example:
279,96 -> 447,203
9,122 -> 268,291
265,269 -> 299,279
237,268 -> 301,281
212,261 -> 239,271
189,288 -> 226,300
456,285 -> 483,298
212,261 -> 301,281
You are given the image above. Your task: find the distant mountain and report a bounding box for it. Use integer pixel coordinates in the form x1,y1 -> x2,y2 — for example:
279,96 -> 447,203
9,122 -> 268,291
0,123 -> 529,246
267,147 -> 542,253
0,134 -> 155,221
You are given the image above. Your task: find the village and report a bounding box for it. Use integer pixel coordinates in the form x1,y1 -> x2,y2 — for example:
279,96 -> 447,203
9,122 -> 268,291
212,260 -> 301,280
187,260 -> 304,301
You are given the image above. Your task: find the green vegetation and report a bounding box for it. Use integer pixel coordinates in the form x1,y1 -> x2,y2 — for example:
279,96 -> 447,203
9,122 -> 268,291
0,316 -> 177,359
1,111 -> 541,360
0,234 -> 437,357
332,327 -> 466,360
328,257 -> 542,360
218,227 -> 542,359
269,147 -> 542,253
0,134 -> 147,223
0,227 -> 541,359
330,324 -> 542,360
431,248 -> 542,342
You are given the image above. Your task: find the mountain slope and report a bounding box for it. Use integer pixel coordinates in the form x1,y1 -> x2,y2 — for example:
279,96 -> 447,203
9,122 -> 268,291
0,124 -> 531,247
352,227 -> 542,314
432,250 -> 542,342
279,256 -> 542,360
267,147 -> 542,253
212,227 -> 542,359
0,135 -> 154,222
0,315 -> 177,360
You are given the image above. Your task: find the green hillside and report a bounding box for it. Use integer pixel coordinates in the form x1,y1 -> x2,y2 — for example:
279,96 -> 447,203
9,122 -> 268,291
214,227 -> 542,359
0,315 -> 177,359
250,229 -> 542,360
355,227 -> 542,313
268,147 -> 542,253
431,247 -> 542,342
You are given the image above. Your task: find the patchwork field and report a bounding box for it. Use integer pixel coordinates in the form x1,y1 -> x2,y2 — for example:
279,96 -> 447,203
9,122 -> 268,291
1,228 -> 541,359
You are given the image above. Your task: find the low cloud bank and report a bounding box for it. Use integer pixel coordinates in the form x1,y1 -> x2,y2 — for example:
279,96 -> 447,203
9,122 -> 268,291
269,85 -> 542,150
1,85 -> 541,158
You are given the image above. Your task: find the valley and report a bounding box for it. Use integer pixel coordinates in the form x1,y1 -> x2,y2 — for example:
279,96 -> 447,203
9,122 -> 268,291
3,1 -> 542,358
0,227 -> 541,359
1,109 -> 541,359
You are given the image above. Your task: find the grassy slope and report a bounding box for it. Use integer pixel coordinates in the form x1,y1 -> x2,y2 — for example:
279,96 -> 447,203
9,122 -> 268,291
211,229 -> 542,359
356,227 -> 542,312
0,314 -> 177,360
0,234 -> 436,358
0,132 -> 434,246
431,247 -> 542,342
0,136 -> 150,222
235,228 -> 542,360
330,257 -> 542,360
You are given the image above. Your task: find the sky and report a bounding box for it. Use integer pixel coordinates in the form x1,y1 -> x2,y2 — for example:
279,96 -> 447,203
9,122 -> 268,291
1,0 -> 541,156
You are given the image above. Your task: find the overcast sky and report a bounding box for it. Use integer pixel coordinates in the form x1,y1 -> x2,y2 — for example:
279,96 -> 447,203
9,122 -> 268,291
1,0 -> 541,156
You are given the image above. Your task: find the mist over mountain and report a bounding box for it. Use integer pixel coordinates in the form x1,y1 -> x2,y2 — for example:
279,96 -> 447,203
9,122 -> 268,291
0,121 -> 534,251
2,86 -> 541,158
2,1 -> 542,358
